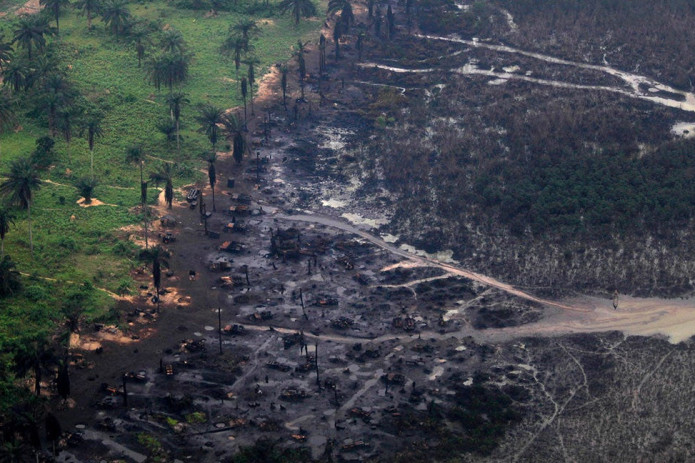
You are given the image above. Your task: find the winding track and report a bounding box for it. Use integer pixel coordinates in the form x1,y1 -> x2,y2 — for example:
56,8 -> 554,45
255,211 -> 695,344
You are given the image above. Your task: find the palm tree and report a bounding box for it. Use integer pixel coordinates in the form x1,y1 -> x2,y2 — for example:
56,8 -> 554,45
0,34 -> 14,71
196,103 -> 224,153
75,177 -> 98,204
278,0 -> 317,25
13,15 -> 56,59
356,32 -> 364,61
207,153 -> 217,212
130,26 -> 151,68
149,163 -> 174,209
333,21 -> 342,61
294,41 -> 307,100
41,74 -> 75,137
222,112 -> 246,164
160,28 -> 186,53
279,65 -> 288,110
243,56 -> 260,116
240,77 -> 248,123
0,255 -> 22,297
82,113 -> 103,178
140,246 -> 169,310
318,34 -> 326,75
57,104 -> 81,161
0,207 -> 16,259
3,60 -> 27,92
0,157 -> 41,255
327,0 -> 353,29
126,144 -> 149,248
387,5 -> 395,38
0,89 -> 16,166
74,0 -> 101,29
146,52 -> 190,92
230,19 -> 260,51
101,0 -> 131,37
165,91 -> 188,152
155,118 -> 176,142
220,35 -> 248,85
40,0 -> 71,33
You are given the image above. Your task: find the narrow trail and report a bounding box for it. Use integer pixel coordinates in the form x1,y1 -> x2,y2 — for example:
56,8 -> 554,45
276,212 -> 580,312
414,33 -> 695,113
251,211 -> 695,344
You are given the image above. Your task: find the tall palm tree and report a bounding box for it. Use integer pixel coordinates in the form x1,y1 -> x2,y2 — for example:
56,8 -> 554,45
74,0 -> 101,29
240,77 -> 248,123
101,0 -> 131,37
41,74 -> 75,137
130,26 -> 151,68
75,177 -> 98,204
243,56 -> 259,116
196,103 -> 224,153
82,113 -> 103,178
0,157 -> 41,256
57,104 -> 81,161
327,0 -> 353,30
126,144 -> 149,248
165,91 -> 188,152
0,89 -> 16,166
318,34 -> 326,75
222,112 -> 245,165
140,246 -> 169,311
149,163 -> 174,209
294,41 -> 307,100
230,19 -> 260,51
207,153 -> 217,212
280,65 -> 288,110
160,28 -> 186,53
146,52 -> 190,92
278,0 -> 317,25
0,34 -> 14,72
40,0 -> 71,33
0,207 -> 16,259
13,15 -> 56,59
3,60 -> 27,92
220,35 -> 248,84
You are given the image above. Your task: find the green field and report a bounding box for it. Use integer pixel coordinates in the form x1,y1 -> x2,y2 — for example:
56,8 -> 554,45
0,0 -> 322,377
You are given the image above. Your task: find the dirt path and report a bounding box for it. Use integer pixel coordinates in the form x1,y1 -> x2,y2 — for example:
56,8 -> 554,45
256,211 -> 695,344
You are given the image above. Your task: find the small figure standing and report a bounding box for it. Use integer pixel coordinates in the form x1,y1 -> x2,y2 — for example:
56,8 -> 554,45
612,290 -> 619,310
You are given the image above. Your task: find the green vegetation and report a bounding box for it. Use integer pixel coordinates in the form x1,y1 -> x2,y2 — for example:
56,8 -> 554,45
0,0 -> 322,428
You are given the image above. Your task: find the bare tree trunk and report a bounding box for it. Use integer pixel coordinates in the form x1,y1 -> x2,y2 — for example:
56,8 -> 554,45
28,201 -> 33,256
176,119 -> 180,153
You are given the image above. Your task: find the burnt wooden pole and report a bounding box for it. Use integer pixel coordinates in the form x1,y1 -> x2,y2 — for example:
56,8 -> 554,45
300,289 -> 308,320
218,307 -> 223,354
315,340 -> 320,387
122,374 -> 128,408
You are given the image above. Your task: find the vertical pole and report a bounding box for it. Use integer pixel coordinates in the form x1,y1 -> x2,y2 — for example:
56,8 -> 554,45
122,374 -> 128,408
315,340 -> 320,387
218,307 -> 223,354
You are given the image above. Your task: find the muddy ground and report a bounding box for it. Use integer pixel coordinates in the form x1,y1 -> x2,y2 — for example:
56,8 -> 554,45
43,2 -> 695,462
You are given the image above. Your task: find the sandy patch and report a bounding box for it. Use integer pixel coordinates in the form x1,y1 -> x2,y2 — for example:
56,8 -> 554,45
77,197 -> 114,207
14,0 -> 40,15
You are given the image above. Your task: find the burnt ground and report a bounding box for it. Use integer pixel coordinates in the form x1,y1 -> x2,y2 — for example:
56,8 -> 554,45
43,3 -> 695,463
48,97 -> 548,462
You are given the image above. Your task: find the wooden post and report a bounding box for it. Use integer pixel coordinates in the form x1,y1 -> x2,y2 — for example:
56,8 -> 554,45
315,340 -> 320,387
300,289 -> 307,320
122,374 -> 128,408
218,307 -> 223,354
